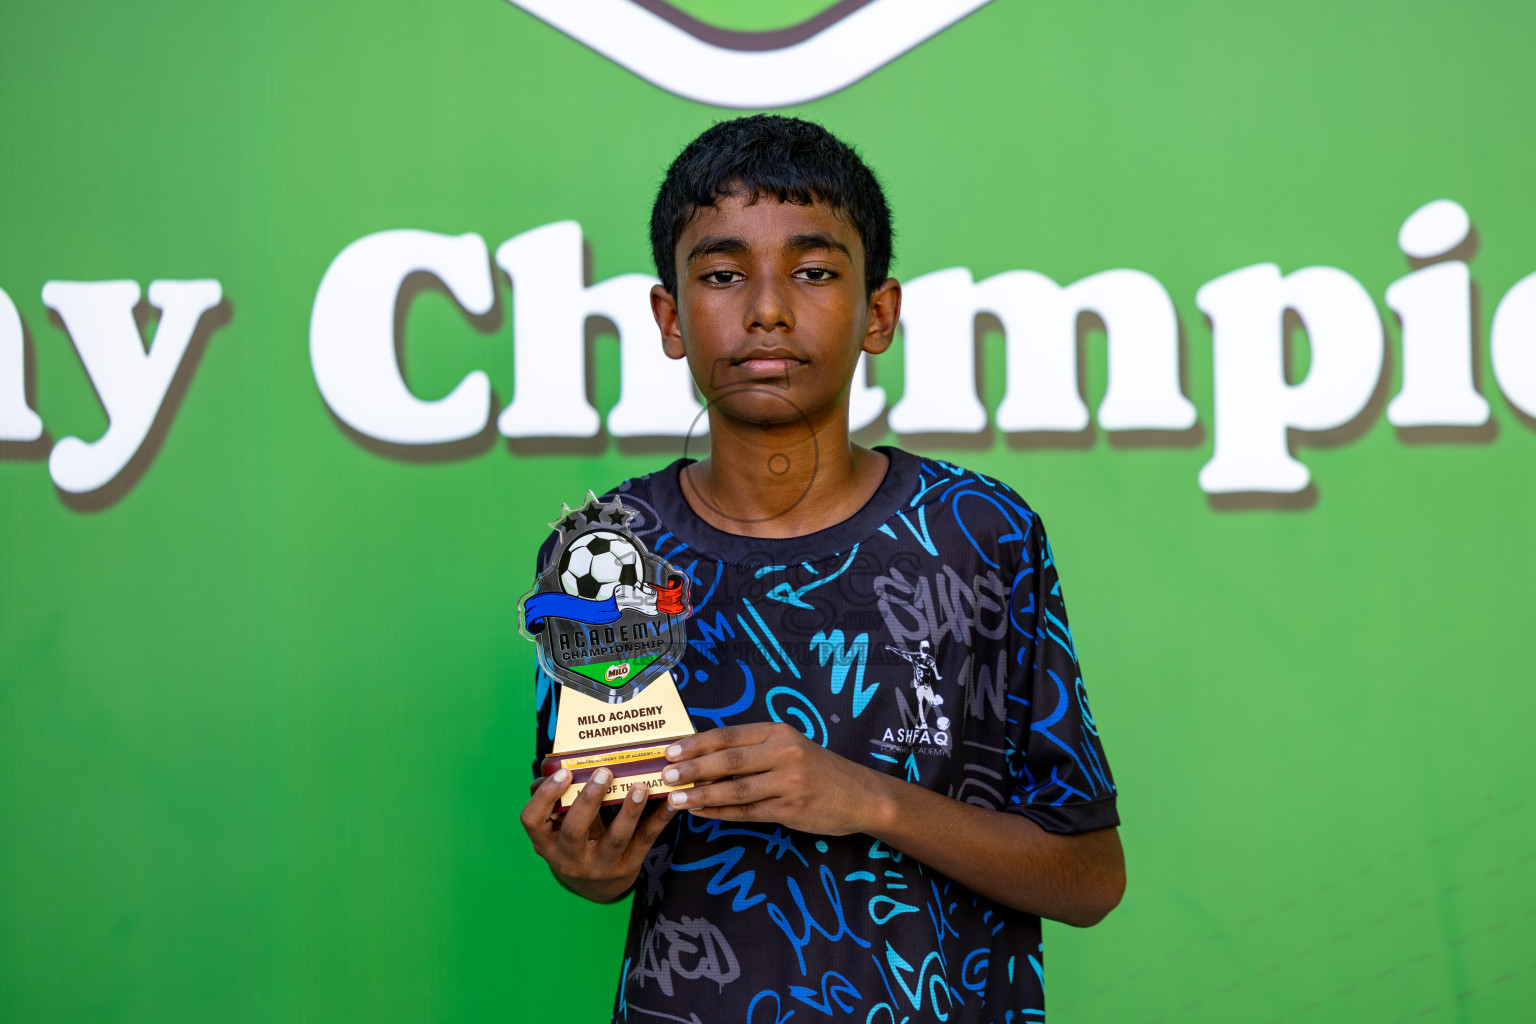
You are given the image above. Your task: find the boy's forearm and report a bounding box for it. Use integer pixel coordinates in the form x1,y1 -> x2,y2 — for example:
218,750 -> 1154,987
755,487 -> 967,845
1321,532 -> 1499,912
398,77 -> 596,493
656,723 -> 1122,923
859,770 -> 1125,926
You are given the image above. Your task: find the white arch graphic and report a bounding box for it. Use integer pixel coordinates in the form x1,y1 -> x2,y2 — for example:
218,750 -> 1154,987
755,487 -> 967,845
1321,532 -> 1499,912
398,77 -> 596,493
505,0 -> 994,109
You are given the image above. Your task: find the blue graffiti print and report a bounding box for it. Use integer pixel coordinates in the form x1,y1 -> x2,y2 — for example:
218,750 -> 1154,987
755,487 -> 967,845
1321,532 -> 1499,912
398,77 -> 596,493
533,450 -> 1117,1022
884,942 -> 953,1019
766,864 -> 871,976
762,545 -> 861,609
789,970 -> 862,1014
686,659 -> 756,729
766,685 -> 830,747
808,629 -> 880,718
666,845 -> 767,914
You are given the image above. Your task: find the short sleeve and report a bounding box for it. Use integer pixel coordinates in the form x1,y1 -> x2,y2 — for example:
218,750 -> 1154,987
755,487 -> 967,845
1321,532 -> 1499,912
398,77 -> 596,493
1002,512 -> 1119,834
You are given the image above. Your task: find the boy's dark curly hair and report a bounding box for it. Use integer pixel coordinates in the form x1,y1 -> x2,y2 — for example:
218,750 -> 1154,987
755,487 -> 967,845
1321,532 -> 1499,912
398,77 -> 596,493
649,115 -> 894,297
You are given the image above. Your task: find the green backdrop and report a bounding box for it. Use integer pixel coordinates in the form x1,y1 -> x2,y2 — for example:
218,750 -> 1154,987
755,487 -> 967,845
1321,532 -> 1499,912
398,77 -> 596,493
2,1 -> 1533,1021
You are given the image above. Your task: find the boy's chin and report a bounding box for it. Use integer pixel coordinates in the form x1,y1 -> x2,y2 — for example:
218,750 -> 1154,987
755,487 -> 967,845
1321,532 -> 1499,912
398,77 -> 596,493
708,392 -> 816,432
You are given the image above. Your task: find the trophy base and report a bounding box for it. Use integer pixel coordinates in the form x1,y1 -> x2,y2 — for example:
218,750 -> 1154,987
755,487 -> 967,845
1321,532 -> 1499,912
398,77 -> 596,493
534,737 -> 695,810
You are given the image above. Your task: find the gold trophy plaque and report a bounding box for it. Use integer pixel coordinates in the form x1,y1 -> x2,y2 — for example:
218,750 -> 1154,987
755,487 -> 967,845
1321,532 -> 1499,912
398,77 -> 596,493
521,493 -> 696,809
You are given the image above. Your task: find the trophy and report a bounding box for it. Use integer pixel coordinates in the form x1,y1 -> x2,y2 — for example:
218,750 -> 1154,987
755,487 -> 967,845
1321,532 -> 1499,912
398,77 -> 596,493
520,492 -> 696,810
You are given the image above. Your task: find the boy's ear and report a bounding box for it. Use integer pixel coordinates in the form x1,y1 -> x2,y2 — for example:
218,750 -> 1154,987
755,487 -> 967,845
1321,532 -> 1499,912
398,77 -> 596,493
650,284 -> 686,360
862,278 -> 902,355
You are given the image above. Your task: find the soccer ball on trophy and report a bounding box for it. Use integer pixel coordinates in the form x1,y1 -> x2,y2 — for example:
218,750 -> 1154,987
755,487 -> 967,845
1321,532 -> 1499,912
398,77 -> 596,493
557,530 -> 642,601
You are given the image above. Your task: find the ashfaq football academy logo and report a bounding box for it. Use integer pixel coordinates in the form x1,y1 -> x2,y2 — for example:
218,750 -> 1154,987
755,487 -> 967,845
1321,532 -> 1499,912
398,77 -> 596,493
520,493 -> 691,703
876,639 -> 954,755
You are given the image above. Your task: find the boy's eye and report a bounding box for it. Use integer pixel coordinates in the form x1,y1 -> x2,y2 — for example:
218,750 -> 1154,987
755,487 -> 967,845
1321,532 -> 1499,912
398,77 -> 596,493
703,270 -> 742,284
797,267 -> 836,282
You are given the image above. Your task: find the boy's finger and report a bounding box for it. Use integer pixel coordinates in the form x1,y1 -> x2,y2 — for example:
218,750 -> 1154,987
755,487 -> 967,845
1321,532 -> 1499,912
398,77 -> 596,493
519,768 -> 571,837
599,783 -> 650,858
629,794 -> 680,854
660,743 -> 772,787
665,723 -> 771,761
682,803 -> 760,822
555,768 -> 612,856
666,774 -> 768,811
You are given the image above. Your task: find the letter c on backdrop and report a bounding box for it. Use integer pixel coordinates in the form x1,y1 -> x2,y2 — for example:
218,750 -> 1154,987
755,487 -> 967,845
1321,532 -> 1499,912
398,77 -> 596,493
310,229 -> 493,445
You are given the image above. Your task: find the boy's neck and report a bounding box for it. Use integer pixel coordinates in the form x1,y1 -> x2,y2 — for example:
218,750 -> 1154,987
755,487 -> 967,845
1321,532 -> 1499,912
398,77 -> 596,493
680,405 -> 889,540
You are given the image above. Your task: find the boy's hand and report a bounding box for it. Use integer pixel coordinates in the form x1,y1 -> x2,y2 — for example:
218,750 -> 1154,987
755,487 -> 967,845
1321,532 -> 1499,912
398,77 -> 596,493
520,768 -> 679,903
660,724 -> 1125,924
658,723 -> 889,836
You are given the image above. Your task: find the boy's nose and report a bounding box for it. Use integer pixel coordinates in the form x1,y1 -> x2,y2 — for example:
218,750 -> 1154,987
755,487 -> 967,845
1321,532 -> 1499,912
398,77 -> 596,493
744,279 -> 795,331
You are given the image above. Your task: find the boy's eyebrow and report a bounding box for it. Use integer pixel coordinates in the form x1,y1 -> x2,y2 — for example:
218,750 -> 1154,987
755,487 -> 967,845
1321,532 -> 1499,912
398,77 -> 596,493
783,232 -> 852,262
686,232 -> 854,265
686,235 -> 750,264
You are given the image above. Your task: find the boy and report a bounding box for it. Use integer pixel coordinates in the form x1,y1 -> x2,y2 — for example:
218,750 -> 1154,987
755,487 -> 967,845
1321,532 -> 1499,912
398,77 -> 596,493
521,115 -> 1124,1022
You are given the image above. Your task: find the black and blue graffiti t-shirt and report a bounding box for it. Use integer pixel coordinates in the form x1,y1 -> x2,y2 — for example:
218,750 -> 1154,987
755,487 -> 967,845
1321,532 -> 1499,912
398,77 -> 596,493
533,447 -> 1118,1024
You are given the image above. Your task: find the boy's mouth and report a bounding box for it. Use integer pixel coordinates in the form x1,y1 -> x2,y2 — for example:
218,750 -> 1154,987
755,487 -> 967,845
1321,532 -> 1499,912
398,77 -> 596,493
733,348 -> 806,378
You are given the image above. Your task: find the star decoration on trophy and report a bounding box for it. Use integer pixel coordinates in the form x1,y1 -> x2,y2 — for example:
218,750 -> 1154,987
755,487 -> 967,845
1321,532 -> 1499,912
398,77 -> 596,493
547,491 -> 637,538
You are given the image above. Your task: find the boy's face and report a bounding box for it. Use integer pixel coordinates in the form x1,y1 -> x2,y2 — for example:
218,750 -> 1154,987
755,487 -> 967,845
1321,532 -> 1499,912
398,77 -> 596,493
650,193 -> 900,431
